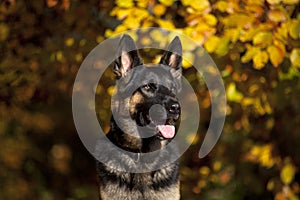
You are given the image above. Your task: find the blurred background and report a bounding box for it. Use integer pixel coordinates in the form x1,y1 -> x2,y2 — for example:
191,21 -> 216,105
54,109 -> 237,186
1,0 -> 300,199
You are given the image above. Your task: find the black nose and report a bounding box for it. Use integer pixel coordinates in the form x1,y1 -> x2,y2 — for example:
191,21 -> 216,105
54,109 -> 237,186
169,102 -> 180,114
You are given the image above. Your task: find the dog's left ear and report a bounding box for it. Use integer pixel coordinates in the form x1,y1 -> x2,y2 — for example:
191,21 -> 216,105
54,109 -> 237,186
160,36 -> 182,90
114,34 -> 143,79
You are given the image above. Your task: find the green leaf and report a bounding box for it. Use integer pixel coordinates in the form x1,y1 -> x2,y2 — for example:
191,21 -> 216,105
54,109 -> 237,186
280,163 -> 295,185
226,83 -> 243,103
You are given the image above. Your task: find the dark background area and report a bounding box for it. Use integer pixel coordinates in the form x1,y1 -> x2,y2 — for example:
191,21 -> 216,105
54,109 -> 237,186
1,0 -> 300,199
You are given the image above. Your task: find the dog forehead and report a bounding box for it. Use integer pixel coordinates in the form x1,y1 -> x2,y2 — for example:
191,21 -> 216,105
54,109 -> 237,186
139,65 -> 173,83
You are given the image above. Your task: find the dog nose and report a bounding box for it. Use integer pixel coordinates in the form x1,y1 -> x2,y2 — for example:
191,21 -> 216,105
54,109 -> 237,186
169,102 -> 180,114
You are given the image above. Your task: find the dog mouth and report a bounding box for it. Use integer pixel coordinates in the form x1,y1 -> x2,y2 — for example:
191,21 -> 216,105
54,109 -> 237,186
141,113 -> 178,139
156,124 -> 175,139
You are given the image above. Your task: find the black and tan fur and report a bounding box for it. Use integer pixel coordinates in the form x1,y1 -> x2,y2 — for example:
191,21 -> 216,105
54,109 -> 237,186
95,34 -> 182,200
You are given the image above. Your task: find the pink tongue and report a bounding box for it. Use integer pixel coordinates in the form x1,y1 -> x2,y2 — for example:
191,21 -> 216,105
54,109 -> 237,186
157,125 -> 175,138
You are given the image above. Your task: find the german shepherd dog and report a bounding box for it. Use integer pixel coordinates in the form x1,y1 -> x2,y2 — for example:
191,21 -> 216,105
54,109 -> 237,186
96,34 -> 182,200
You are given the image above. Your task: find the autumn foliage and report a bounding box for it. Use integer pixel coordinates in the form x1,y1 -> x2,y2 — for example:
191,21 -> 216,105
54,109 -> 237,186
1,0 -> 300,199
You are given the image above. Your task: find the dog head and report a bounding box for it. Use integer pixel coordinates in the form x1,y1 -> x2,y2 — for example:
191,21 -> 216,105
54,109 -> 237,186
111,34 -> 182,152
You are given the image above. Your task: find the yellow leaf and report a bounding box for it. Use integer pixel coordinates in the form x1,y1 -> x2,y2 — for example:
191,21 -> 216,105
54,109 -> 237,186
137,0 -> 148,8
213,161 -> 222,172
253,51 -> 269,69
96,35 -> 104,43
65,37 -> 74,47
203,14 -> 217,26
290,48 -> 300,68
275,22 -> 288,40
178,32 -> 197,51
75,53 -> 83,62
156,19 -> 175,29
182,51 -> 195,69
222,14 -> 254,28
267,180 -> 275,191
105,29 -> 113,38
242,97 -> 256,106
199,166 -> 210,176
111,8 -> 131,20
190,0 -> 210,11
153,4 -> 166,16
116,0 -> 134,8
267,45 -> 284,67
225,28 -> 241,43
132,7 -> 149,21
181,0 -> 192,6
259,144 -> 275,168
249,84 -> 259,94
215,1 -> 228,12
253,31 -> 273,47
141,37 -> 152,46
0,23 -> 9,41
79,39 -> 86,47
204,36 -> 220,53
150,29 -> 166,43
280,163 -> 295,185
268,9 -> 287,22
107,86 -> 116,96
226,83 -> 243,102
246,5 -> 264,17
241,45 -> 260,63
250,144 -> 275,168
266,0 -> 281,4
288,19 -> 300,40
240,28 -> 260,42
114,24 -> 128,33
159,0 -> 174,6
282,0 -> 299,4
215,37 -> 230,56
56,51 -> 64,62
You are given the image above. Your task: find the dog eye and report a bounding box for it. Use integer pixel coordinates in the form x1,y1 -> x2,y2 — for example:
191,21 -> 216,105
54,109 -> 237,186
143,84 -> 151,90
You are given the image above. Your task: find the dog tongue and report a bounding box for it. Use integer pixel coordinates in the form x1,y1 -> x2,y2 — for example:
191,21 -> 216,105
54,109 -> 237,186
157,125 -> 175,138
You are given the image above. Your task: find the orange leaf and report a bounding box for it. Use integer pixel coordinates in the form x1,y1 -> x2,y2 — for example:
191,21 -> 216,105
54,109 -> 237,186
153,4 -> 166,16
61,0 -> 70,10
46,0 -> 58,7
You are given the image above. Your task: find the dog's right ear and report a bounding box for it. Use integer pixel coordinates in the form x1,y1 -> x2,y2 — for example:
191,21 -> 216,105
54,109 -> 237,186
114,34 -> 142,79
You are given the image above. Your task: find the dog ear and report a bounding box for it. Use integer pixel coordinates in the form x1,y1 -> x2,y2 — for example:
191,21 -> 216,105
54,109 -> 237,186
160,36 -> 182,70
160,36 -> 182,90
114,34 -> 142,79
